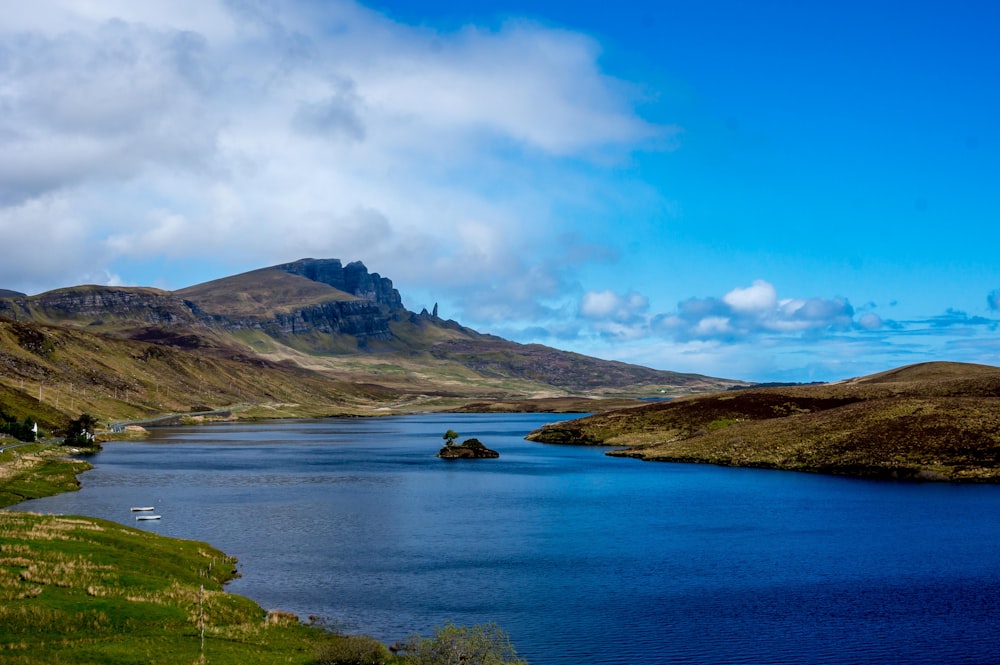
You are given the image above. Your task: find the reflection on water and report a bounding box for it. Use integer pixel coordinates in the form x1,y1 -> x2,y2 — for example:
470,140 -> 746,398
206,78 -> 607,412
16,413 -> 1000,664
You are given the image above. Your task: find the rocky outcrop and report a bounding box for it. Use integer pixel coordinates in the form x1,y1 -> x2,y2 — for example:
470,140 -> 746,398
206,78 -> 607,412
222,300 -> 393,342
275,258 -> 403,311
437,438 -> 500,459
0,287 -> 197,326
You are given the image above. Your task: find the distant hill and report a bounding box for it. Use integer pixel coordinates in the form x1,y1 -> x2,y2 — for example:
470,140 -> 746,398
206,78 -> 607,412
0,259 -> 742,427
0,317 -> 400,433
527,361 -> 1000,481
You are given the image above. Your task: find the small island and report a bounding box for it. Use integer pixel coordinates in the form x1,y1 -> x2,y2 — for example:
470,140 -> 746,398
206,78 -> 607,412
437,430 -> 500,459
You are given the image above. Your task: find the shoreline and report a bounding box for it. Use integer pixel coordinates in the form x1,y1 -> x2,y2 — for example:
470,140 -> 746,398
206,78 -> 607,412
0,438 -> 351,663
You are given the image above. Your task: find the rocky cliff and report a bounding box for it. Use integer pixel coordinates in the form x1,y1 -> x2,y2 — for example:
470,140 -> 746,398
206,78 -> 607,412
0,287 -> 198,327
220,300 -> 393,342
274,258 -> 403,311
0,260 -> 398,345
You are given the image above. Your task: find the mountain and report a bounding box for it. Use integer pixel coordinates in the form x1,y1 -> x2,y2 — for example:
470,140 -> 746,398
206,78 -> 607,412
0,259 -> 741,428
527,361 -> 1000,481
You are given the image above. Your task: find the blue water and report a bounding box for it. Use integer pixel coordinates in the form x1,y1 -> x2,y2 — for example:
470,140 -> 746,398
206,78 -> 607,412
16,413 -> 1000,664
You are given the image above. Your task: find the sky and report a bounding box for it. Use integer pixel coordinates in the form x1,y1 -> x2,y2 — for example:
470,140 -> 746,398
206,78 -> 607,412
1,0 -> 998,383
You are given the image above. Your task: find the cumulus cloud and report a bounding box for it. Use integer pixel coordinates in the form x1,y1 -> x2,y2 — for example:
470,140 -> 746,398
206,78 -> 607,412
577,289 -> 649,339
722,279 -> 776,313
0,0 -> 670,300
569,279 -> 873,348
580,289 -> 648,320
857,312 -> 884,330
651,280 -> 857,342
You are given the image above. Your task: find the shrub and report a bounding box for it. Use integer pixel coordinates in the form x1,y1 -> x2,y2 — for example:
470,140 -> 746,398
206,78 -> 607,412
398,623 -> 527,665
316,634 -> 392,665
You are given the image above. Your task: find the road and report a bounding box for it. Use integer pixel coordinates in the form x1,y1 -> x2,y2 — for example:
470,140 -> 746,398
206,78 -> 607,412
0,440 -> 38,454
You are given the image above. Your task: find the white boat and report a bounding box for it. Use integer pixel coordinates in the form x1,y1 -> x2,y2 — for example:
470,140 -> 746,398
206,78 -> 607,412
130,506 -> 155,512
135,515 -> 161,521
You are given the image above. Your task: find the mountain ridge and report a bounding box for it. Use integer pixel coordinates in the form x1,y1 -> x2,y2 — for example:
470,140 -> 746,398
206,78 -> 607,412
0,259 -> 743,431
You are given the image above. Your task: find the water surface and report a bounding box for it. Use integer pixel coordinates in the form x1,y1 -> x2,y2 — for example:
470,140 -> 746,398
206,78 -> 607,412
18,413 -> 1000,664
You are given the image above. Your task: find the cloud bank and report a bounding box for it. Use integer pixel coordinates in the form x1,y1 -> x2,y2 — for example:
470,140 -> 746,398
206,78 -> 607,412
570,279 -> 862,344
529,280 -> 1000,382
0,0 -> 669,301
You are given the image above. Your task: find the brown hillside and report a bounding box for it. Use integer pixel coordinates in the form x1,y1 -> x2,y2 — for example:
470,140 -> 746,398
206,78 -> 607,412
846,361 -> 1000,385
0,318 -> 402,430
527,361 -> 1000,481
176,268 -> 358,318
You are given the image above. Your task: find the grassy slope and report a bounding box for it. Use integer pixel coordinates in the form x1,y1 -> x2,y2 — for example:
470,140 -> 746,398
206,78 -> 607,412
527,362 -> 1000,481
0,318 -> 405,428
176,268 -> 358,318
0,444 -> 91,509
0,510 -> 336,664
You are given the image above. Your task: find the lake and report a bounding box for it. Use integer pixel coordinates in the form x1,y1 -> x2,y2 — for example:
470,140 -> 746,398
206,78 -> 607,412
16,413 -> 1000,664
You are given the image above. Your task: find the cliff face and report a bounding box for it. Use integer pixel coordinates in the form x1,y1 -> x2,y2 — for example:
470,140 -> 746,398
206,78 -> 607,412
274,258 -> 403,311
0,287 -> 197,327
221,300 -> 393,341
0,260 -> 399,346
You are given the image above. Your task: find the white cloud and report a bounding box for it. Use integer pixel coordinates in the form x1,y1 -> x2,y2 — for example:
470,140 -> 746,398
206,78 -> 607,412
653,280 -> 857,342
694,316 -> 732,336
0,0 -> 668,300
857,312 -> 884,330
580,289 -> 648,320
570,280 -> 866,348
577,289 -> 650,339
722,279 -> 776,313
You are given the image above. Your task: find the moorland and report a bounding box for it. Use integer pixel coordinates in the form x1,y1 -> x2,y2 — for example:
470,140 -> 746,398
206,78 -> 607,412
528,361 -> 1000,481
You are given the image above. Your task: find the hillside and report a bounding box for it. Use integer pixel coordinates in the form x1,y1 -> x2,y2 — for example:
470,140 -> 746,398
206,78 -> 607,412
0,318 -> 403,432
527,361 -> 1000,481
0,258 -> 740,409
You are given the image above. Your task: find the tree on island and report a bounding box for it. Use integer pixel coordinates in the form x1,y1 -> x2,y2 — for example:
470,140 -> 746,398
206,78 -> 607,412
442,429 -> 459,448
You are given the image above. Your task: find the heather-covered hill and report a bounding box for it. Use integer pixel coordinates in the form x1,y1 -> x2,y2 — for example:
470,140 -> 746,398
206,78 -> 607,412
527,362 -> 1000,481
0,258 -> 739,399
0,318 -> 401,431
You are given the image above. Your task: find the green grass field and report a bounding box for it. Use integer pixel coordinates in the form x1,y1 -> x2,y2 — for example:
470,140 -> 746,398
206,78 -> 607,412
0,444 -> 91,509
0,510 -> 339,664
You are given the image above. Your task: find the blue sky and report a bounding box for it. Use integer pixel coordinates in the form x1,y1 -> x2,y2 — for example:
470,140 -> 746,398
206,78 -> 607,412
1,1 -> 998,382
